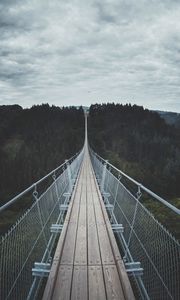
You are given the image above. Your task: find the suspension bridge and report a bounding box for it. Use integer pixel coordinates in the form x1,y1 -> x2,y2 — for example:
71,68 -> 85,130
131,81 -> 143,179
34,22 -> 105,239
0,112 -> 179,300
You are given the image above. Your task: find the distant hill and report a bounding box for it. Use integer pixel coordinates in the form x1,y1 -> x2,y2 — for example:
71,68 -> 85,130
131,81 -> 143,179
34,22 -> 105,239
155,110 -> 180,128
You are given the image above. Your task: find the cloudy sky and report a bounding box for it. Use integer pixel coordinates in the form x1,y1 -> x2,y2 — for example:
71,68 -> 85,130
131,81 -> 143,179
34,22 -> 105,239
0,0 -> 180,112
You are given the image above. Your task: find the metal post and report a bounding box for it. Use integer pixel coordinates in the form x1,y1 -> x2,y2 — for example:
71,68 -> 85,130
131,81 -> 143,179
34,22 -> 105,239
101,160 -> 108,192
52,171 -> 61,212
33,187 -> 49,256
110,173 -> 122,222
124,185 -> 142,260
65,159 -> 73,193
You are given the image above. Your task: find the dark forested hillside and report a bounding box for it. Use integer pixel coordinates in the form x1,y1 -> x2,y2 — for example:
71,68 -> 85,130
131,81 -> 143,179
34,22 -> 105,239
0,104 -> 84,205
88,103 -> 180,238
88,103 -> 180,199
157,110 -> 180,128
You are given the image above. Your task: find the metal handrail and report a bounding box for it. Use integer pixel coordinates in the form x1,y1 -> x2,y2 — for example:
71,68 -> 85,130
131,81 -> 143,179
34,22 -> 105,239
0,150 -> 81,213
90,148 -> 180,215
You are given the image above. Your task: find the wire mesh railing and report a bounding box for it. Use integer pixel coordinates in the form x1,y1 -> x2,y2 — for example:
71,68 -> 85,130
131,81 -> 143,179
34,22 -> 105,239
0,148 -> 84,300
90,149 -> 180,300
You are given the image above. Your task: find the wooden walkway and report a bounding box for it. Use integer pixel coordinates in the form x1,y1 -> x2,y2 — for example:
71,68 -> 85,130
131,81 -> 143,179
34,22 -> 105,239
42,147 -> 135,300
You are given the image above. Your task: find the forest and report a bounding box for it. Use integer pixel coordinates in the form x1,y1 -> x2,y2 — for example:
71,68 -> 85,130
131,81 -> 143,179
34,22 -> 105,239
88,103 -> 180,198
0,103 -> 179,237
0,104 -> 84,205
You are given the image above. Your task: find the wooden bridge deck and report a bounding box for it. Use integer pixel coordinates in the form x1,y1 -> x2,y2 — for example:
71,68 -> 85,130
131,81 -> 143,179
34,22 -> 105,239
42,148 -> 134,300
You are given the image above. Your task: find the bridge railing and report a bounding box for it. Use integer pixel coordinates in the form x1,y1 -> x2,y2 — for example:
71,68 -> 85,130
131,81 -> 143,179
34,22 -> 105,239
90,149 -> 180,300
0,148 -> 84,300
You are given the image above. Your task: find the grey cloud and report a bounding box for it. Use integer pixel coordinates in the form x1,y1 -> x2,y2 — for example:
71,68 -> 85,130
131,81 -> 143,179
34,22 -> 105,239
0,0 -> 180,111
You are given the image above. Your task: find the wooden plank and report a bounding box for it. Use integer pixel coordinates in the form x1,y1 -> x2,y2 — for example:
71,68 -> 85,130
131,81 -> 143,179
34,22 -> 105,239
103,265 -> 125,300
93,201 -> 105,225
71,266 -> 88,300
90,163 -> 122,261
42,260 -> 59,300
96,193 -> 122,263
116,259 -> 135,300
87,183 -> 101,265
80,187 -> 87,205
64,174 -> 83,222
74,226 -> 87,265
52,265 -> 73,300
90,169 -> 109,223
87,202 -> 94,224
78,203 -> 86,226
90,171 -> 108,223
105,221 -> 122,261
88,266 -> 107,300
96,223 -> 115,265
89,167 -> 115,265
74,172 -> 87,265
88,222 -> 101,265
60,222 -> 79,265
60,167 -> 84,265
67,203 -> 80,223
92,192 -> 115,265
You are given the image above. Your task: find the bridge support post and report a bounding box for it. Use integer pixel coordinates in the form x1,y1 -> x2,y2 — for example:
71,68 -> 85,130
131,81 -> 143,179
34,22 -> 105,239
101,160 -> 108,192
65,159 -> 73,193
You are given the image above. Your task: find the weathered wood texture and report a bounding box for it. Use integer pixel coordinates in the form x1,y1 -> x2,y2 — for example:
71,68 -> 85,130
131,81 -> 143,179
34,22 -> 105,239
42,149 -> 135,300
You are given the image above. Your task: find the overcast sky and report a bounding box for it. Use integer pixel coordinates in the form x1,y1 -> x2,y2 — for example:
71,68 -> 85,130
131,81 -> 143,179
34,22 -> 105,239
0,0 -> 180,112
